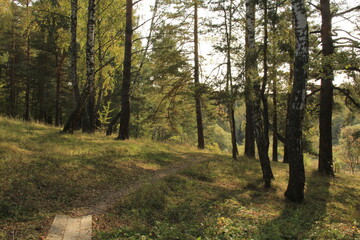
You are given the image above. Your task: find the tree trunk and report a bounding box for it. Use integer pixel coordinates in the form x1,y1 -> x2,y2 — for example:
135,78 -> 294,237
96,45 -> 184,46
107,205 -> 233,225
118,0 -> 133,140
70,0 -> 81,103
284,0 -> 309,202
261,0 -> 270,164
107,111 -> 121,136
225,0 -> 238,160
85,0 -> 96,133
272,74 -> 278,162
85,89 -> 96,132
244,103 -> 255,157
244,0 -> 255,158
283,60 -> 294,163
55,51 -> 66,126
63,0 -> 96,133
24,0 -> 31,121
246,0 -> 273,188
318,0 -> 335,176
63,0 -> 81,132
9,22 -> 16,117
271,0 -> 279,162
94,18 -> 105,129
194,0 -> 205,149
37,63 -> 46,122
230,108 -> 238,159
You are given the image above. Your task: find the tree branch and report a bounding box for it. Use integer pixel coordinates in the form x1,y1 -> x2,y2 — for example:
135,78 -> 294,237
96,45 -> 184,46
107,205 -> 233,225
333,5 -> 360,17
333,37 -> 360,44
334,45 -> 360,49
306,88 -> 320,98
308,2 -> 321,10
334,87 -> 360,109
333,29 -> 360,41
343,66 -> 360,72
95,58 -> 115,75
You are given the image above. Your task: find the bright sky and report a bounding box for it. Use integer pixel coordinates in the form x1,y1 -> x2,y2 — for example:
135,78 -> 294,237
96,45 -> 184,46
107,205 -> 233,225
136,0 -> 359,86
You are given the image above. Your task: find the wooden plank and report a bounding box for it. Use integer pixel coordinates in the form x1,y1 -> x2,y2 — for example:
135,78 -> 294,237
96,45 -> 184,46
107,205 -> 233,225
62,217 -> 81,240
47,215 -> 68,240
79,215 -> 92,240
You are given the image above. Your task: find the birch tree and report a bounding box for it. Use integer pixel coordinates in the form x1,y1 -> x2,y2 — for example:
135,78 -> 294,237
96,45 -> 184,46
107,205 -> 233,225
246,0 -> 274,187
244,0 -> 255,158
284,0 -> 309,202
63,0 -> 96,133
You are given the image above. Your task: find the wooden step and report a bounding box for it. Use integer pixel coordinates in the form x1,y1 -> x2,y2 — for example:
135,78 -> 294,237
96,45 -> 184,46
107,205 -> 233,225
47,215 -> 92,240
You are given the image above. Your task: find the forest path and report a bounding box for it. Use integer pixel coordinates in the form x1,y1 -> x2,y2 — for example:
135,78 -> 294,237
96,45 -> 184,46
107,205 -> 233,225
47,153 -> 208,239
47,215 -> 91,240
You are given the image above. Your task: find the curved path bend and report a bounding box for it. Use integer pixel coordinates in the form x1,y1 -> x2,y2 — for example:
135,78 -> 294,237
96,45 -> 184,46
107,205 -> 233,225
47,154 -> 208,240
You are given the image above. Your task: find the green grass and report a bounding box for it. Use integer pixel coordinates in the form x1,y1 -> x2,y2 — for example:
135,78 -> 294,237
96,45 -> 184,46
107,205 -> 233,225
0,116 -> 211,239
0,116 -> 359,239
94,160 -> 360,239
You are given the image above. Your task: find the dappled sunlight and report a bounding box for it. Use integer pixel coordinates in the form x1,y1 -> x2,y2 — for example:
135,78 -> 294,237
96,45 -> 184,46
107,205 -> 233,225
1,117 -> 359,239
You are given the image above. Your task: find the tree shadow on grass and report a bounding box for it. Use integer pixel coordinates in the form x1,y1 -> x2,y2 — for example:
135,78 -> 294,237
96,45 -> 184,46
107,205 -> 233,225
259,171 -> 331,240
96,157 -> 274,239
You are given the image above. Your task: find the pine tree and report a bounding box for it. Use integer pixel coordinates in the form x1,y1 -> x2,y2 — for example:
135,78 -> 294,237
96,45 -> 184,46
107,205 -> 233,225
194,0 -> 205,149
118,0 -> 133,140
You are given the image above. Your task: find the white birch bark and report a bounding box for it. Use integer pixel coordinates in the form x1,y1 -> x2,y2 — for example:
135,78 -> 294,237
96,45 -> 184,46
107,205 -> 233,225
284,0 -> 309,202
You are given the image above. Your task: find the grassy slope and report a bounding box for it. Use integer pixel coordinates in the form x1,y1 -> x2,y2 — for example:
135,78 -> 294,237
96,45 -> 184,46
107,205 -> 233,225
0,117 -> 359,240
0,117 -> 212,239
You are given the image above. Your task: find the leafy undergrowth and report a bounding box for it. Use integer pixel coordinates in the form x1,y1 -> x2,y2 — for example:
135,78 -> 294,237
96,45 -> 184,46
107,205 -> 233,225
0,117 -> 213,239
0,117 -> 359,240
94,159 -> 360,239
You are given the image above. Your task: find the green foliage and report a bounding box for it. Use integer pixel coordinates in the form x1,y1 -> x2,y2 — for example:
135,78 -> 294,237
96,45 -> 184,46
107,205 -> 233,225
338,124 -> 360,173
98,101 -> 114,125
206,124 -> 232,152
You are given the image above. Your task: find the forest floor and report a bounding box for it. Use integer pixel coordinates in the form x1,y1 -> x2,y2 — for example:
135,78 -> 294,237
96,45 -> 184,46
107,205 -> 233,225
0,116 -> 359,240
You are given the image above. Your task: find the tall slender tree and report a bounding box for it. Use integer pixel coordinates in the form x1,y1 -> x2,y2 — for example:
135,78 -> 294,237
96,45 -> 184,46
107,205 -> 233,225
194,0 -> 205,149
85,0 -> 96,132
226,0 -> 239,160
9,17 -> 17,117
118,0 -> 133,140
261,0 -> 270,163
283,49 -> 295,164
24,0 -> 32,121
270,2 -> 279,162
244,0 -> 255,158
318,0 -> 335,176
55,49 -> 66,126
284,0 -> 309,202
248,0 -> 274,188
70,0 -> 80,104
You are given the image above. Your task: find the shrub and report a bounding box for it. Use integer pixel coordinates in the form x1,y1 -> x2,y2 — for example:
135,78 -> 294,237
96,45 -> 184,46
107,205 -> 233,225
340,124 -> 360,174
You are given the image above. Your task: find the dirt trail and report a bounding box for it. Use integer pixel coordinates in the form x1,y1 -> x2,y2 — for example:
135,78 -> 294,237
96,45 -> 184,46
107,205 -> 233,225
70,154 -> 208,217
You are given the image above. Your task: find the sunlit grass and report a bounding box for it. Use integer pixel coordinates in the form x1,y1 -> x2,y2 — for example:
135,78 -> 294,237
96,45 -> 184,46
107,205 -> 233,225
0,116 -> 359,239
94,150 -> 360,240
0,116 -> 208,239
